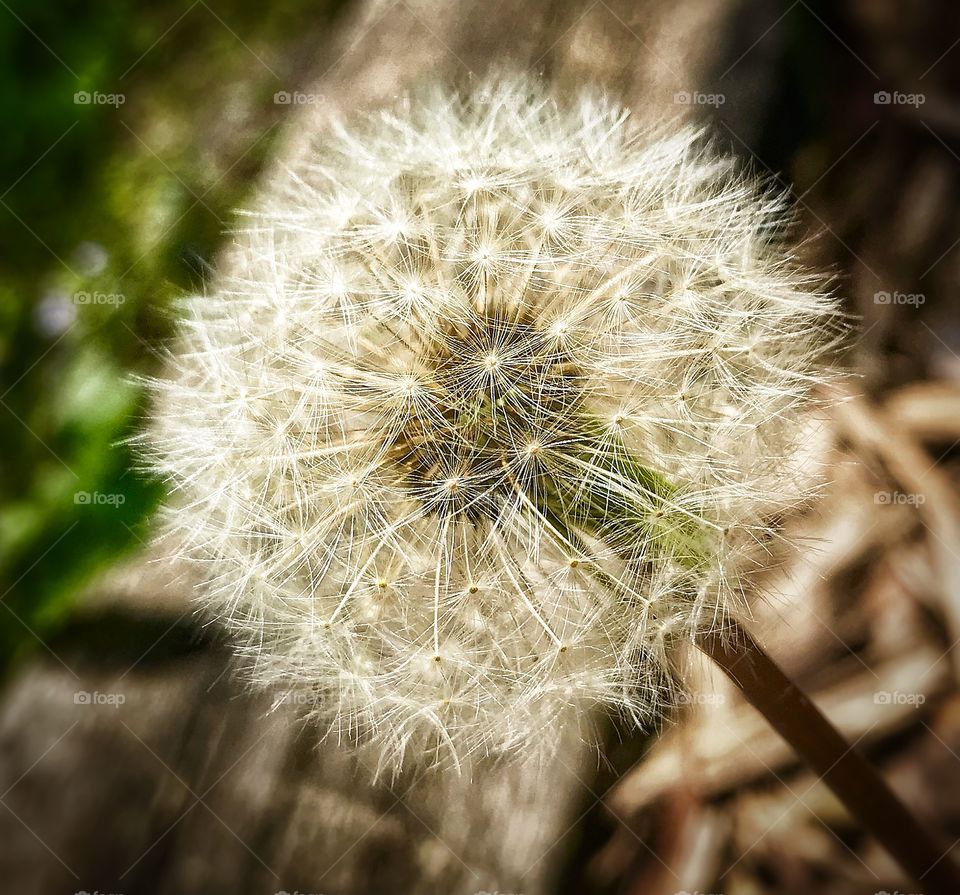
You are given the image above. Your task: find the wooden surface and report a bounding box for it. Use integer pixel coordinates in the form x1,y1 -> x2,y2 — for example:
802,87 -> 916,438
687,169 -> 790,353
0,611 -> 595,894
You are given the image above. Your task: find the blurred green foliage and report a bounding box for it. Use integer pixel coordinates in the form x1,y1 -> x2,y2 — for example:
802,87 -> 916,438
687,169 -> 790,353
0,0 -> 343,666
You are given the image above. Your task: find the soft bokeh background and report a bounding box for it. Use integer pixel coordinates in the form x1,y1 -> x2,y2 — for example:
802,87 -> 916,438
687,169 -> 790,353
1,0 -> 345,663
3,1 -> 960,894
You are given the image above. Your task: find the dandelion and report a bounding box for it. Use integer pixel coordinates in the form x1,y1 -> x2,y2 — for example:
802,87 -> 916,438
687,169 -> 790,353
141,76 -> 960,893
144,77 -> 844,768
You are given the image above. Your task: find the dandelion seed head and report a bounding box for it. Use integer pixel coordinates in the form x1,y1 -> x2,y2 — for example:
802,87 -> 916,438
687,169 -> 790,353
144,76 -> 844,769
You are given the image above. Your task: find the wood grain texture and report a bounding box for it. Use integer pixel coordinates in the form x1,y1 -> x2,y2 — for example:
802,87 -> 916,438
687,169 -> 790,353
0,615 -> 596,894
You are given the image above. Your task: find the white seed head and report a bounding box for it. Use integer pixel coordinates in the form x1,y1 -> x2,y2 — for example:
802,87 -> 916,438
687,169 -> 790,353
144,77 -> 844,769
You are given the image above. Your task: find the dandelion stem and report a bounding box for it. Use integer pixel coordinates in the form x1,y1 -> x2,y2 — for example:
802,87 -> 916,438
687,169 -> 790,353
569,430 -> 956,886
698,619 -> 960,894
